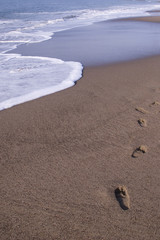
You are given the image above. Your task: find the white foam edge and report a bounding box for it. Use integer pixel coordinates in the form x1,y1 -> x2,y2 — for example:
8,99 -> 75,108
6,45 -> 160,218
0,54 -> 83,111
2,4 -> 160,53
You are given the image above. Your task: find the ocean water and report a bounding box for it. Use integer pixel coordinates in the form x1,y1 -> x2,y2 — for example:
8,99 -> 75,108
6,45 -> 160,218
0,0 -> 160,110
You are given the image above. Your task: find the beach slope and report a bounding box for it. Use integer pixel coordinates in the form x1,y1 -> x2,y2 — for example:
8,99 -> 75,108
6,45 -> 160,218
1,56 -> 160,239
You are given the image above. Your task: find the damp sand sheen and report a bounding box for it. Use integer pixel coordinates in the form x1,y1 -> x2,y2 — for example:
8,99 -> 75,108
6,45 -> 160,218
0,2 -> 160,110
1,54 -> 160,239
1,2 -> 160,240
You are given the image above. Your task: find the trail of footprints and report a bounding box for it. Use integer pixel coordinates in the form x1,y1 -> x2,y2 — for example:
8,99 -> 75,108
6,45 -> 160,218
115,101 -> 160,210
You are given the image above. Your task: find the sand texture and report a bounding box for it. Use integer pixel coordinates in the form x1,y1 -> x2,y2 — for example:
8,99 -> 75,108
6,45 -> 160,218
1,55 -> 160,239
119,16 -> 160,23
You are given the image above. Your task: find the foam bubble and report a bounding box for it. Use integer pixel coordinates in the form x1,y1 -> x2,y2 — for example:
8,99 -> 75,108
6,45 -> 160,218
0,54 -> 83,110
0,2 -> 160,110
0,4 -> 160,55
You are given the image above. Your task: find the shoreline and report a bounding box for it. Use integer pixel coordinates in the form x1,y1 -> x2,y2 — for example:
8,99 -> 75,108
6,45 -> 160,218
2,13 -> 159,111
8,15 -> 160,67
1,14 -> 160,239
117,15 -> 160,22
1,55 -> 160,239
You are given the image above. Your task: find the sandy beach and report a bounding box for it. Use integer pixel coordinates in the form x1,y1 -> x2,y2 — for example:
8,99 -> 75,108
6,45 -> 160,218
1,17 -> 160,239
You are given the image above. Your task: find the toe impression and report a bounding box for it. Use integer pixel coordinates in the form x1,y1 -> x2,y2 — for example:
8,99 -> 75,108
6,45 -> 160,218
115,185 -> 130,210
132,145 -> 147,158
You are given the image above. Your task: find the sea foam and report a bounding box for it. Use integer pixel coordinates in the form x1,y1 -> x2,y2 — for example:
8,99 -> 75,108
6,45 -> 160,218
0,3 -> 160,110
0,54 -> 82,110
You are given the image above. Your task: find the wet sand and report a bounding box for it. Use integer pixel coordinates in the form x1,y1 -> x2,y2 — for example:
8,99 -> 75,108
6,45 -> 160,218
1,16 -> 160,240
1,55 -> 160,239
121,15 -> 160,22
10,16 -> 160,66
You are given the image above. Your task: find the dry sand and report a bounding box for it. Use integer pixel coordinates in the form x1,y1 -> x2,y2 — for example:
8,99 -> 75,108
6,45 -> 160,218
1,55 -> 160,239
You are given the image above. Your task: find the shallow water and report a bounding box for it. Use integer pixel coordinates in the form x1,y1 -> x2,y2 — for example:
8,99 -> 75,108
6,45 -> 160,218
0,0 -> 160,110
14,20 -> 160,66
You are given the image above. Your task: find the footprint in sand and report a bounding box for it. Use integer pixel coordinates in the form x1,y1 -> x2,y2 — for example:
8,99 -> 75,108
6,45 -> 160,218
132,145 -> 148,158
151,101 -> 160,106
135,107 -> 149,114
115,185 -> 130,210
138,118 -> 147,127
149,101 -> 160,114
